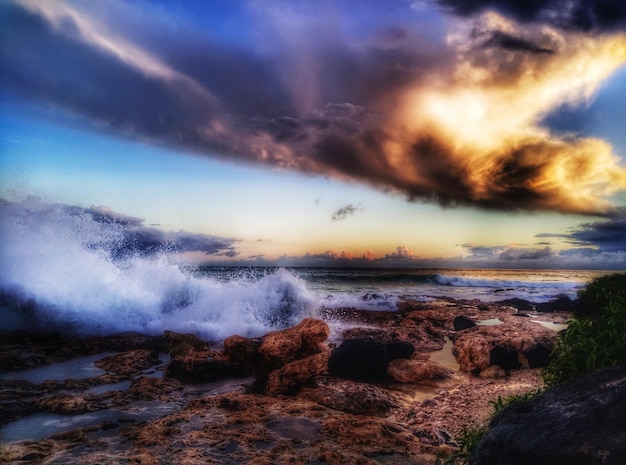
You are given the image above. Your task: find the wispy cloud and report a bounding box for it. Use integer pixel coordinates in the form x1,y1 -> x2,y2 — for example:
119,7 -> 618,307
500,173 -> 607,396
2,0 -> 626,214
331,203 -> 363,221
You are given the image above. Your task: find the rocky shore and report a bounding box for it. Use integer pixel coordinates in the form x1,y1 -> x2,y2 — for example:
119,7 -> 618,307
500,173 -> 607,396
0,297 -> 573,464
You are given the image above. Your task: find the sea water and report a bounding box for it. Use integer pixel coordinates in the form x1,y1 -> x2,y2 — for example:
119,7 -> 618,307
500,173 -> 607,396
0,198 -> 611,341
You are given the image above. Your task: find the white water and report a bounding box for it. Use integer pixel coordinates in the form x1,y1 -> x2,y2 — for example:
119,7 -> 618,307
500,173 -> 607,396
0,198 -> 316,339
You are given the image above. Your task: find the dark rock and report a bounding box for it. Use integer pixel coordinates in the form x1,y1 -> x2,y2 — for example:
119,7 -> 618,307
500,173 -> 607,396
497,298 -> 535,312
535,295 -> 575,313
385,341 -> 415,361
471,365 -> 626,465
489,344 -> 521,370
166,353 -> 247,382
328,337 -> 388,381
523,342 -> 553,368
453,315 -> 476,331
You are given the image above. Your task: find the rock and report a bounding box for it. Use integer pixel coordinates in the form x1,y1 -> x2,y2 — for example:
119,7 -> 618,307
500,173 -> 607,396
453,315 -> 476,331
479,365 -> 507,379
497,298 -> 535,312
257,318 -> 330,375
387,359 -> 453,383
523,342 -> 553,368
328,337 -> 388,381
342,322 -> 444,353
164,330 -> 209,357
265,348 -> 331,395
489,344 -> 521,370
471,365 -> 626,465
302,379 -> 403,416
222,319 -> 330,393
385,341 -> 415,361
453,323 -> 556,373
535,294 -> 575,313
222,335 -> 262,374
166,351 -> 247,382
95,350 -> 161,376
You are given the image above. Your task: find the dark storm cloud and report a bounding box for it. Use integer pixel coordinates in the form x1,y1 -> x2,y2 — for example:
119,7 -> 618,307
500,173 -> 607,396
565,211 -> 626,251
331,203 -> 363,221
2,0 -> 625,215
438,0 -> 626,31
80,204 -> 238,258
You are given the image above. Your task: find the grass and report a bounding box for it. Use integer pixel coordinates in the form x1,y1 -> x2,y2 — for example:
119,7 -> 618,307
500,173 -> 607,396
542,273 -> 626,386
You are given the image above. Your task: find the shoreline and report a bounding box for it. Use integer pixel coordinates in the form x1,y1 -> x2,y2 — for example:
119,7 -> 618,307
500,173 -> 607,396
0,296 -> 571,464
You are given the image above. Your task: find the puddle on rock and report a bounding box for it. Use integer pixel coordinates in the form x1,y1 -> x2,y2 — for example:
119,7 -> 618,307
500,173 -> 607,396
0,400 -> 182,444
0,353 -> 114,383
427,337 -> 459,371
531,320 -> 568,331
265,416 -> 321,441
83,380 -> 133,396
477,318 -> 503,326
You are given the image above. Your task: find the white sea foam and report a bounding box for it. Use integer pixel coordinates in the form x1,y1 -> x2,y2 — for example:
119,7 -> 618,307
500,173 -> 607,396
0,198 -> 315,339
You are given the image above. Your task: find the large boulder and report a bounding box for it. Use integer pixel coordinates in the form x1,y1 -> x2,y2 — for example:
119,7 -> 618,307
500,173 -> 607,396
222,318 -> 330,393
471,365 -> 626,465
453,322 -> 556,373
328,337 -> 388,381
453,315 -> 476,331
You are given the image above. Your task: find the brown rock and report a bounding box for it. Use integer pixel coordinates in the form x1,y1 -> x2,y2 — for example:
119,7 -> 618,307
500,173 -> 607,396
453,323 -> 556,373
266,348 -> 331,395
164,330 -> 209,357
95,349 -> 161,376
258,318 -> 330,373
165,350 -> 246,382
342,323 -> 444,353
301,379 -> 404,416
387,359 -> 453,384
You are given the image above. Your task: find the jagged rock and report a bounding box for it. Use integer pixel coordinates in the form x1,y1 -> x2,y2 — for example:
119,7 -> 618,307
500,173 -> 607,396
489,344 -> 521,370
387,359 -> 453,383
524,342 -> 553,368
221,319 -> 330,393
265,348 -> 331,395
453,323 -> 556,373
471,366 -> 626,465
453,315 -> 476,331
95,350 -> 161,376
342,321 -> 444,353
258,318 -> 330,374
222,335 -> 262,374
164,330 -> 209,357
301,379 -> 403,416
328,337 -> 388,381
385,341 -> 415,360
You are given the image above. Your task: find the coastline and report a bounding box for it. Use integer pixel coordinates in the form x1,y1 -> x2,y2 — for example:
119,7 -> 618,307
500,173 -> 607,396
0,296 -> 572,464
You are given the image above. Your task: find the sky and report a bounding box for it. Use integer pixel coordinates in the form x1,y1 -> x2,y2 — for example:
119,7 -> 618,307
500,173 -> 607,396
1,0 -> 626,269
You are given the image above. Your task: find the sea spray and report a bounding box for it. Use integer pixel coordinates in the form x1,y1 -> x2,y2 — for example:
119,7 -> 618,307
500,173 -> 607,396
0,198 -> 315,339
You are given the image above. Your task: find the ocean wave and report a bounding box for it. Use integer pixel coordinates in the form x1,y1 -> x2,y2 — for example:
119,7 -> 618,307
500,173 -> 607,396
0,198 -> 315,339
435,273 -> 580,291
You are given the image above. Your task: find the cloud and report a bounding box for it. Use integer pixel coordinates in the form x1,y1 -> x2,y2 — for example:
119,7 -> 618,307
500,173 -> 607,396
331,203 -> 363,221
437,0 -> 626,31
0,197 -> 239,260
554,209 -> 626,251
2,0 -> 626,215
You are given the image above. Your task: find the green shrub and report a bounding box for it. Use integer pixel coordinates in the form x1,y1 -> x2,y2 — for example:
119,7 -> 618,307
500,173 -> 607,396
543,273 -> 626,386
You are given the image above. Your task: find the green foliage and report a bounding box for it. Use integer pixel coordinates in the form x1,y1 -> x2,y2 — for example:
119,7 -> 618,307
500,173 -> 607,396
543,273 -> 626,387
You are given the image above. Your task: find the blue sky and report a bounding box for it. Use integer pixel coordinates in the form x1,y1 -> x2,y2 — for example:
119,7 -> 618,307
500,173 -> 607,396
1,0 -> 626,269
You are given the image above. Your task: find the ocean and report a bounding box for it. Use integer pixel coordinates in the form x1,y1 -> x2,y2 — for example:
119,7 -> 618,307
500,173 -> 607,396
0,198 -> 613,340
